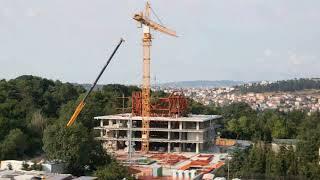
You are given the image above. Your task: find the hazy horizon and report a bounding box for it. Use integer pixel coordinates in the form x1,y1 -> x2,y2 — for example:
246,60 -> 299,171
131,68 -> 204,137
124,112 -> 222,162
1,0 -> 320,84
4,74 -> 318,86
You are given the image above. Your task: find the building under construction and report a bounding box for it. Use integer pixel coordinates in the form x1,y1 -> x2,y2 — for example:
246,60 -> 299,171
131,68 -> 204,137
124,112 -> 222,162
94,92 -> 222,154
95,113 -> 221,154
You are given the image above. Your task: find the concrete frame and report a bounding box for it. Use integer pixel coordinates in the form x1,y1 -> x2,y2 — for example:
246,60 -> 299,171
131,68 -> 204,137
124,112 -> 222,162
94,114 -> 221,153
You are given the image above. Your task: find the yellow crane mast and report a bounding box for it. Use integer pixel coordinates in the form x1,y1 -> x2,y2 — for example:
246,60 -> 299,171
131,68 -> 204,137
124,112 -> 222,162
133,1 -> 177,153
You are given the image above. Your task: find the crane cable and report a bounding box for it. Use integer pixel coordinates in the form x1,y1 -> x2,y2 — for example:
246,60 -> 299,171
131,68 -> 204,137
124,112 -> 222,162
150,6 -> 164,27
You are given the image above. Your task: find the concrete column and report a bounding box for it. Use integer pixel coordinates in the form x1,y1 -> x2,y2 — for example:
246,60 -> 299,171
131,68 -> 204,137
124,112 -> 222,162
196,122 -> 199,130
100,120 -> 103,137
196,133 -> 199,141
168,121 -> 171,129
116,120 -> 120,127
179,122 -> 182,141
168,143 -> 171,153
168,132 -> 171,140
196,143 -> 199,153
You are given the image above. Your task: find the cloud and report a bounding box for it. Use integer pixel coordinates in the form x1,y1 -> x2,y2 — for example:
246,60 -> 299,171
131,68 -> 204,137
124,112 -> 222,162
288,51 -> 316,66
255,49 -> 276,64
256,58 -> 265,63
264,49 -> 273,57
1,7 -> 42,18
288,52 -> 302,65
26,8 -> 41,17
1,8 -> 11,17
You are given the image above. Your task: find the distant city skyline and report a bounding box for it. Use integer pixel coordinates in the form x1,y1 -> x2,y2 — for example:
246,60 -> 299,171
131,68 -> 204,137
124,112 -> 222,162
1,0 -> 320,84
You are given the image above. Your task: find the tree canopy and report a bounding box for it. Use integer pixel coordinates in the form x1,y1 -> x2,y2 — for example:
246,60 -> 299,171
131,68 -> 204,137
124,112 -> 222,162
0,75 -> 142,176
43,121 -> 110,176
215,103 -> 320,179
94,161 -> 135,180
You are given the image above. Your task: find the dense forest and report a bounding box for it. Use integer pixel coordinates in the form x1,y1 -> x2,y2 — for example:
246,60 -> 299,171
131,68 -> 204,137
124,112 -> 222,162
0,75 -> 139,178
216,102 -> 320,179
237,78 -> 320,93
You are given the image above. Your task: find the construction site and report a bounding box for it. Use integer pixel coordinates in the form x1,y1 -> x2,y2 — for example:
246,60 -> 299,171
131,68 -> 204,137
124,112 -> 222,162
86,1 -> 227,179
2,0 -> 317,180
94,112 -> 224,179
60,1 -> 229,179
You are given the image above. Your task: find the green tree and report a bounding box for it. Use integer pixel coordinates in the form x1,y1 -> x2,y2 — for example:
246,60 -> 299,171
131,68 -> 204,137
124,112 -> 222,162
0,129 -> 26,160
43,122 -> 110,175
29,110 -> 48,135
94,161 -> 134,180
271,117 -> 288,139
0,116 -> 9,141
227,118 -> 241,139
226,116 -> 253,140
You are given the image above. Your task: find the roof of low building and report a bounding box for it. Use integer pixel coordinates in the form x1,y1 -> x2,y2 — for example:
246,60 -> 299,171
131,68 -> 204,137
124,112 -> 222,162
73,176 -> 98,180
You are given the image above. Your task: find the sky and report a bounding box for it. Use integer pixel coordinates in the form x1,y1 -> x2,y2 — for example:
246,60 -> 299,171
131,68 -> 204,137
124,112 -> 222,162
1,0 -> 320,85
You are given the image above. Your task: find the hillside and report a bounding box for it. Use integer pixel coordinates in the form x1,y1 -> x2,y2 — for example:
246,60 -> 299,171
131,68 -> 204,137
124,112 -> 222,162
237,78 -> 320,93
160,80 -> 244,88
0,75 -> 139,160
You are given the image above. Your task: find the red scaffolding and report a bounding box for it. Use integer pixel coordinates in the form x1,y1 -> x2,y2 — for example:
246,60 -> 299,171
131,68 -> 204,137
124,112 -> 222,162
132,91 -> 188,117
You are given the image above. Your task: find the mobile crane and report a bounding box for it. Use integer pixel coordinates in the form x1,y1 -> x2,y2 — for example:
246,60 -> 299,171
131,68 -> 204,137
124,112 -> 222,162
66,38 -> 125,127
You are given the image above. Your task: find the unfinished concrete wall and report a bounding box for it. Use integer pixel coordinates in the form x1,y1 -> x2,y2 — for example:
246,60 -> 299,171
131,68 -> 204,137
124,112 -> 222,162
187,132 -> 196,140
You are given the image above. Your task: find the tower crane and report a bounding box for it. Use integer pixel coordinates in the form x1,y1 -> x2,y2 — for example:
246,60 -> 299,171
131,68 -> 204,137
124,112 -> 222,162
133,1 -> 177,153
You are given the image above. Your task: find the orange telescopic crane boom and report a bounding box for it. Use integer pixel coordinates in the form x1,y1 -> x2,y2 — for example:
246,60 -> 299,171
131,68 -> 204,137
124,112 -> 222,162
133,1 -> 177,153
66,38 -> 125,127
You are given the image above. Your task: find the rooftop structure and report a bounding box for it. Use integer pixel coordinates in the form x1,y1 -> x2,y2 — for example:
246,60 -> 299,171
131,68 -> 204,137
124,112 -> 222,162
94,113 -> 222,154
0,160 -> 97,180
113,151 -> 226,179
0,170 -> 97,180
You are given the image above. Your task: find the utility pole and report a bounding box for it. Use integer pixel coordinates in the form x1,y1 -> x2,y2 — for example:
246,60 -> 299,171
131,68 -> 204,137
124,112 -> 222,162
227,158 -> 230,180
227,155 -> 230,180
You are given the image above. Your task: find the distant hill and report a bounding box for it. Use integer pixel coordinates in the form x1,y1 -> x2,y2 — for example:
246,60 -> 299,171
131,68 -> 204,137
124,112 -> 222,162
237,78 -> 320,93
76,83 -> 140,91
75,83 -> 104,91
159,80 -> 244,88
75,80 -> 245,90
